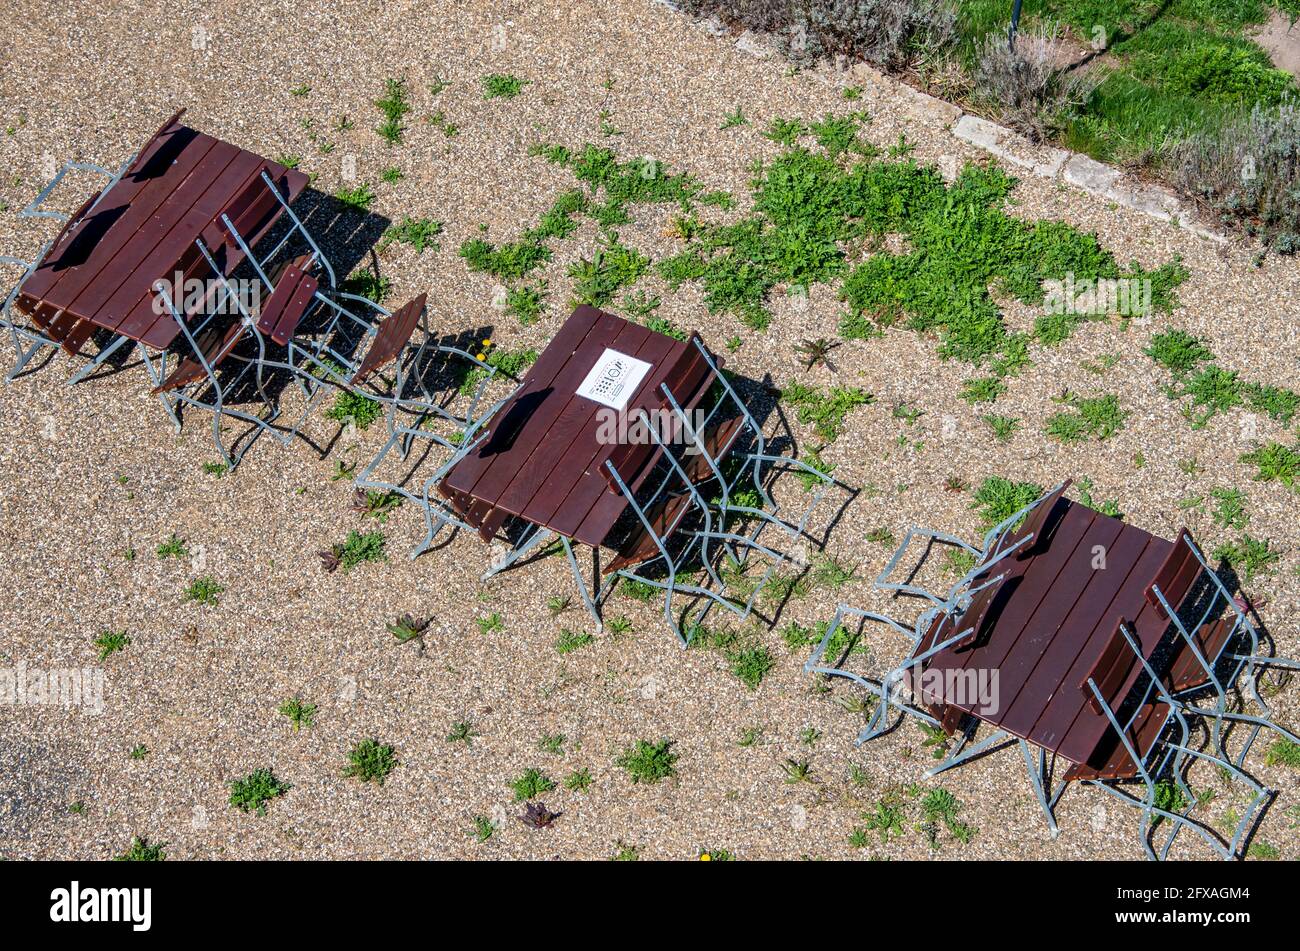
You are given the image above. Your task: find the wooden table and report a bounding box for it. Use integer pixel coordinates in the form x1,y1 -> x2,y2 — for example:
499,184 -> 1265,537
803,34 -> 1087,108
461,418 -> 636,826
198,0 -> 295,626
915,495 -> 1234,781
13,110 -> 307,356
440,305 -> 713,549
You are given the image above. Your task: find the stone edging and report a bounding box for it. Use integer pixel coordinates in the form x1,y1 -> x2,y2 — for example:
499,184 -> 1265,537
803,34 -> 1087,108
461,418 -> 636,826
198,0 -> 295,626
655,1 -> 1226,243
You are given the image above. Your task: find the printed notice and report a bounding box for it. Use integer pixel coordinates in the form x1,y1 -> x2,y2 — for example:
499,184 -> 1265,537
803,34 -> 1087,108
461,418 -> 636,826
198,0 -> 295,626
575,348 -> 653,409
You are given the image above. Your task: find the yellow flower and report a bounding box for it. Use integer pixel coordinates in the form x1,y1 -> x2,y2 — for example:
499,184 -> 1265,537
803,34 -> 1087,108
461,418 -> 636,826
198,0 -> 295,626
698,852 -> 711,861
476,352 -> 488,361
481,338 -> 493,347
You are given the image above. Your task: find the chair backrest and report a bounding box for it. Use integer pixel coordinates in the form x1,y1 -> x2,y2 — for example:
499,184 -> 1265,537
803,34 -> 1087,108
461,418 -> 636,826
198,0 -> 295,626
1010,479 -> 1071,561
1081,620 -> 1137,715
1145,528 -> 1201,621
351,293 -> 426,384
255,256 -> 319,345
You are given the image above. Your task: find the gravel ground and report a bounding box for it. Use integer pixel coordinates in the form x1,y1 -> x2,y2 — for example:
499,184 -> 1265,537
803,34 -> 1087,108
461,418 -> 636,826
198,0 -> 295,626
1,0 -> 1298,861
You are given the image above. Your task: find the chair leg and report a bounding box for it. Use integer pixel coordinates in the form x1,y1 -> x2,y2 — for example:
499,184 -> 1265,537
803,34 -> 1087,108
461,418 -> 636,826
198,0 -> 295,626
66,332 -> 130,384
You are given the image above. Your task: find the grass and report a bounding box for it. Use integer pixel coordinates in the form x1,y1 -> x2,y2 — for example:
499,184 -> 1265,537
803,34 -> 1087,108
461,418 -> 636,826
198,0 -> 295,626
155,533 -> 188,559
615,739 -> 678,784
375,78 -> 411,144
972,476 -> 1044,530
782,382 -> 873,442
1147,330 -> 1300,427
505,282 -> 547,325
564,768 -> 593,792
555,629 -> 594,654
510,768 -> 556,801
482,73 -> 529,100
343,739 -> 397,785
1214,534 -> 1281,583
1265,739 -> 1300,768
325,390 -> 384,430
93,630 -> 130,661
334,182 -> 376,212
379,217 -> 443,253
278,697 -> 317,732
1045,393 -> 1128,442
229,768 -> 290,815
447,721 -> 477,744
1241,442 -> 1300,490
539,733 -> 566,755
1210,488 -> 1250,530
725,643 -> 775,690
476,612 -> 504,635
983,414 -> 1020,441
470,816 -> 495,842
568,232 -> 650,308
115,836 -> 166,861
183,576 -> 224,606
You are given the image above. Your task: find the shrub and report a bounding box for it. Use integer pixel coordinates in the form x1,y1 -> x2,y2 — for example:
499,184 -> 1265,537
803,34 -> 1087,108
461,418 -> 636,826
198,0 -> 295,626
972,25 -> 1097,142
677,0 -> 957,72
1167,102 -> 1300,252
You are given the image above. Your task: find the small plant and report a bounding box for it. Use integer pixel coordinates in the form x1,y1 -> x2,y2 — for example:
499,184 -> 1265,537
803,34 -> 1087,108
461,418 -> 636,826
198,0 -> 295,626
374,77 -> 411,144
93,630 -> 130,661
564,768 -> 593,792
326,389 -> 384,430
726,643 -> 775,690
1264,738 -> 1300,768
972,477 -> 1043,531
155,533 -> 188,559
380,165 -> 404,185
738,725 -> 763,747
606,615 -> 633,637
960,377 -> 1005,404
982,414 -> 1019,442
1241,443 -> 1300,490
343,738 -> 397,785
1210,488 -> 1250,530
183,576 -> 224,606
278,696 -> 317,732
546,595 -> 571,616
1145,330 -> 1214,376
320,530 -> 387,573
128,744 -> 148,760
334,182 -> 377,212
115,836 -> 166,861
505,282 -> 547,325
794,336 -> 841,371
720,106 -> 747,130
616,739 -> 677,784
476,612 -> 504,635
289,83 -> 310,98
782,382 -> 872,442
201,460 -> 228,477
470,815 -> 495,842
863,795 -> 906,843
379,216 -> 443,253
510,768 -> 556,801
387,613 -> 430,646
354,488 -> 402,522
229,768 -> 290,815
611,841 -> 639,861
539,733 -> 566,755
482,73 -> 529,100
782,758 -> 813,783
1213,534 -> 1280,585
519,801 -> 561,828
447,720 -> 477,745
813,554 -> 856,589
1046,393 -> 1127,442
555,628 -> 594,655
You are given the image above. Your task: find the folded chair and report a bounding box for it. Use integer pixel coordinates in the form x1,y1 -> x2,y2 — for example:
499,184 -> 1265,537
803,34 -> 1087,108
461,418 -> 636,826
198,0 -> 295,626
875,480 -> 1070,608
1,159 -> 134,381
594,337 -> 847,644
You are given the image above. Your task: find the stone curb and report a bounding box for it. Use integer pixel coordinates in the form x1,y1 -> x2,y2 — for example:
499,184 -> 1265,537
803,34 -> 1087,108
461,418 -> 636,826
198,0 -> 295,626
659,2 -> 1227,243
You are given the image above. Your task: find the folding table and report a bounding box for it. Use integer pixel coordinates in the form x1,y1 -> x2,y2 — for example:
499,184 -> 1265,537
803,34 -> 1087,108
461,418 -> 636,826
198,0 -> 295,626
438,305 -> 716,624
5,109 -> 307,387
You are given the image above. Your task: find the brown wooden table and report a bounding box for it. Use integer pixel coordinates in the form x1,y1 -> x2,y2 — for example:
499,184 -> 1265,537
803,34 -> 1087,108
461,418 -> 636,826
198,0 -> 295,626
13,109 -> 307,356
915,495 -> 1234,781
440,305 -> 713,549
